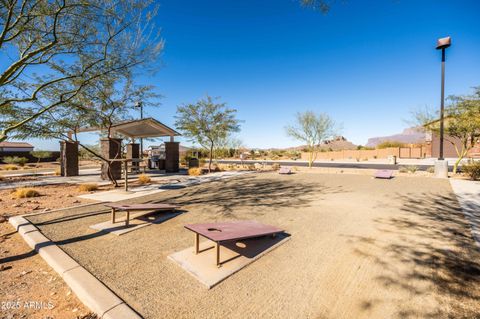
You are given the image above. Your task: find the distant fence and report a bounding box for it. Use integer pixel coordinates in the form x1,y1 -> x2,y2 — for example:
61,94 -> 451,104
0,151 -> 60,164
301,147 -> 428,161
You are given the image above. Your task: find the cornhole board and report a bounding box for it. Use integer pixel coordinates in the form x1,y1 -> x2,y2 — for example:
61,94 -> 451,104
374,169 -> 394,179
279,166 -> 292,174
104,203 -> 179,226
90,210 -> 181,236
169,221 -> 289,288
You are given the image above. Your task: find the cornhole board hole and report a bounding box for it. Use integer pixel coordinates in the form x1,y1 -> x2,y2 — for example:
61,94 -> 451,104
279,166 -> 292,174
168,221 -> 290,288
374,169 -> 394,179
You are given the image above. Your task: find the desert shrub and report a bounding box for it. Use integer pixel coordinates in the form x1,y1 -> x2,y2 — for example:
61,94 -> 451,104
426,166 -> 435,174
15,157 -> 29,167
213,164 -> 224,172
3,164 -> 18,170
2,156 -> 17,165
407,165 -> 418,173
78,183 -> 98,192
254,163 -> 263,170
462,160 -> 480,180
138,174 -> 151,184
271,163 -> 280,170
357,145 -> 375,150
2,156 -> 28,166
13,188 -> 40,198
188,167 -> 202,176
399,165 -> 418,173
30,150 -> 52,166
376,141 -> 406,149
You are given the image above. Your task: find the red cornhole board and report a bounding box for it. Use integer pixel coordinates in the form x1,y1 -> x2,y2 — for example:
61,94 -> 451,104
185,220 -> 283,267
374,169 -> 394,179
105,203 -> 179,226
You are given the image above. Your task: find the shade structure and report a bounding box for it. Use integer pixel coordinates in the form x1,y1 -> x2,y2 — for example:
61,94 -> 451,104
76,118 -> 181,139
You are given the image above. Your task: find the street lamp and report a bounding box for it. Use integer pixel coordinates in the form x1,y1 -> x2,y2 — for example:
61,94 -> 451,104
135,101 -> 144,159
436,36 -> 451,160
434,36 -> 451,177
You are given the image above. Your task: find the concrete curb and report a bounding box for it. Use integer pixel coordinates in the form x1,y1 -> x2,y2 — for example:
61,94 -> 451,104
8,215 -> 142,319
449,179 -> 480,249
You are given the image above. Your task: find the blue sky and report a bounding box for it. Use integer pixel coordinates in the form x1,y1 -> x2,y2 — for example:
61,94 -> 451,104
29,0 -> 480,150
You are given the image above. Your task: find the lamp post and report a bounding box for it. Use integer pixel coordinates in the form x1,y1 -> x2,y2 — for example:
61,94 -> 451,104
135,101 -> 144,159
436,36 -> 451,160
434,36 -> 451,177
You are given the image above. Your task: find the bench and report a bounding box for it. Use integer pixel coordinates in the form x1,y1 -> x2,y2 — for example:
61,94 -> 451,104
105,203 -> 180,226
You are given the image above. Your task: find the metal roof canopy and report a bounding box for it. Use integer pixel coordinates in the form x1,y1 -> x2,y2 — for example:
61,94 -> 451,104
77,118 -> 181,138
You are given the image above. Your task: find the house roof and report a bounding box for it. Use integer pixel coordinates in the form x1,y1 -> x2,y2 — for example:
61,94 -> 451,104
0,141 -> 33,148
77,118 -> 181,138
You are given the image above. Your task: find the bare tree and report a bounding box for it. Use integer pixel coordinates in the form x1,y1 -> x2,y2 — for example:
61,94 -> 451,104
285,111 -> 338,167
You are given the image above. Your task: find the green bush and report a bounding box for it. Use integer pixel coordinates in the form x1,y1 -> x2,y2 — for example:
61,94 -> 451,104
2,156 -> 29,167
462,160 -> 480,180
426,166 -> 435,174
399,165 -> 418,173
30,150 -> 52,162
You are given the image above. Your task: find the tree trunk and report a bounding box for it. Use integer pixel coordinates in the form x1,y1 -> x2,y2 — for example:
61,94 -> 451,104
208,142 -> 214,173
75,141 -> 119,187
453,147 -> 468,175
308,147 -> 314,168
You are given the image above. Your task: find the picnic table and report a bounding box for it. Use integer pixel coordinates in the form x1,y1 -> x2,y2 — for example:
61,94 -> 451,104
105,203 -> 180,226
184,220 -> 283,267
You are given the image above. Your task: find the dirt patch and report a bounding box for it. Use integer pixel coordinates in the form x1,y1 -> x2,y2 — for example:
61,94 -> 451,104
0,183 -> 109,319
0,184 -> 110,218
26,172 -> 480,318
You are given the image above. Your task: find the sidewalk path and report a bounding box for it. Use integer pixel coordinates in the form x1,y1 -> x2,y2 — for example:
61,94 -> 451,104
449,179 -> 480,248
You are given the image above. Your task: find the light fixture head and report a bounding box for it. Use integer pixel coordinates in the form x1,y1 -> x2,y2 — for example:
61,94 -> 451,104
436,36 -> 451,50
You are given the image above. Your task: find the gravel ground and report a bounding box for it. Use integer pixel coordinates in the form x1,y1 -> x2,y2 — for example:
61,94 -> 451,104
27,172 -> 480,319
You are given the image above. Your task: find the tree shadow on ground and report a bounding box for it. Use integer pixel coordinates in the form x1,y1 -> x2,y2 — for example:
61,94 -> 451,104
346,191 -> 480,318
146,175 -> 344,217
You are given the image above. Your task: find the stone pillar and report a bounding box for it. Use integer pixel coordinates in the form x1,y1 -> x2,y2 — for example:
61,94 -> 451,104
126,143 -> 140,172
165,142 -> 179,173
100,138 -> 122,180
59,141 -> 79,176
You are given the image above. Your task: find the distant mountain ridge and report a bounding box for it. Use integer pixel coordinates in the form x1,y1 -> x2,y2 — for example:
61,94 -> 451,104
268,136 -> 357,151
366,128 -> 425,147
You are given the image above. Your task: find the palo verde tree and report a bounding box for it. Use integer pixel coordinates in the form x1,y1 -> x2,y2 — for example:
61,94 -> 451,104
14,72 -> 161,186
285,111 -> 338,168
175,96 -> 241,173
413,87 -> 480,174
0,0 -> 163,142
